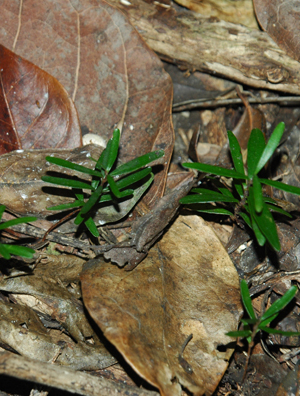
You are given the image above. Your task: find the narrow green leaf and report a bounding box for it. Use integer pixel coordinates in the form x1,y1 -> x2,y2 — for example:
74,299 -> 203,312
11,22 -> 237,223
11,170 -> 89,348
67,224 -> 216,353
96,128 -> 120,172
259,326 -> 300,336
0,244 -> 35,258
240,279 -> 256,320
234,182 -> 245,199
266,204 -> 292,218
45,156 -> 103,177
196,207 -> 234,215
247,128 -> 266,179
0,216 -> 37,231
251,215 -> 267,246
241,318 -> 259,325
227,130 -> 245,175
180,193 -> 239,204
114,167 -> 152,190
248,186 -> 280,251
0,244 -> 11,259
77,184 -> 103,218
255,122 -> 285,174
260,178 -> 300,196
107,175 -> 134,198
238,211 -> 252,229
259,313 -> 279,328
0,205 -> 6,220
217,187 -> 235,198
182,162 -> 248,180
110,150 -> 164,177
260,285 -> 298,323
226,330 -> 252,338
253,175 -> 263,214
47,200 -> 84,211
42,176 -> 93,190
84,217 -> 100,237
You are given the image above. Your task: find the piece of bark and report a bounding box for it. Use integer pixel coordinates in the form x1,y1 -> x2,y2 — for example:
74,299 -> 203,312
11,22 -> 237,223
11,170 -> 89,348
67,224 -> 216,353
107,0 -> 300,95
0,351 -> 159,396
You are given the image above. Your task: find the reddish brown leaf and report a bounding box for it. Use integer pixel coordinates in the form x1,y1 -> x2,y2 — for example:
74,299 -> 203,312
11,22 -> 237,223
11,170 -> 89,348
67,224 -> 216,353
0,71 -> 20,155
81,215 -> 242,396
0,0 -> 174,209
0,44 -> 82,151
253,0 -> 300,63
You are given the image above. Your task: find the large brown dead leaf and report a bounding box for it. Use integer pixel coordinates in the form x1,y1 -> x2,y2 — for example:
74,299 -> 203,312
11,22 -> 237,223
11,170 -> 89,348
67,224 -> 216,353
253,0 -> 300,63
0,0 -> 174,209
0,44 -> 82,152
81,215 -> 242,396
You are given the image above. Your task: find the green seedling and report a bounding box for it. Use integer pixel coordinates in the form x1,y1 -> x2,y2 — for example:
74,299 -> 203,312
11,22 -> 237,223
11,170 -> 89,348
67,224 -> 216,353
180,122 -> 300,251
42,129 -> 164,237
227,280 -> 300,380
0,205 -> 36,259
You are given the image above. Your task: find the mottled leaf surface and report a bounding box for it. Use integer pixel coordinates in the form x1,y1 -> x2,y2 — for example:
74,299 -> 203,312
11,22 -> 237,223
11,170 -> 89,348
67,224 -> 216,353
0,0 -> 174,209
0,44 -> 82,151
254,0 -> 300,62
81,215 -> 242,396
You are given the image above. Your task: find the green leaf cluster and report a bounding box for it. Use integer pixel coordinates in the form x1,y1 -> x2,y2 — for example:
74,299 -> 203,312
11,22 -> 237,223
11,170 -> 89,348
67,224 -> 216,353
226,280 -> 300,342
0,205 -> 36,259
42,129 -> 164,237
180,123 -> 300,250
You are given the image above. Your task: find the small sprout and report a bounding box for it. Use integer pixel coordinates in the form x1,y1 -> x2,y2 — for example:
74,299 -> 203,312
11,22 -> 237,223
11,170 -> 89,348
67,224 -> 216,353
180,122 -> 300,251
226,280 -> 300,381
42,128 -> 164,237
0,205 -> 36,259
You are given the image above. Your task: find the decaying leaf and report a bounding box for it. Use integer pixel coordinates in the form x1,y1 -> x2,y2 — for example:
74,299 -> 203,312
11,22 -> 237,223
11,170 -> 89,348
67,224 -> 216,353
0,44 -> 82,151
174,0 -> 258,29
81,215 -> 242,396
0,0 -> 174,211
254,0 -> 300,63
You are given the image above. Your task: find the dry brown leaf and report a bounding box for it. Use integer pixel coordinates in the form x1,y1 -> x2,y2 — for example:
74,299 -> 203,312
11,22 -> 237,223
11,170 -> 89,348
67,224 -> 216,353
0,44 -> 82,152
109,0 -> 300,95
174,0 -> 258,29
81,215 -> 242,396
0,0 -> 174,210
254,0 -> 300,63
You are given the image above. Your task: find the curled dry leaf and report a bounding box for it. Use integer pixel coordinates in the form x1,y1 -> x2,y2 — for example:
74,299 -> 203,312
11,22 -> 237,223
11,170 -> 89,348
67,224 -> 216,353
253,0 -> 300,63
0,44 -> 82,153
81,215 -> 242,396
0,0 -> 174,210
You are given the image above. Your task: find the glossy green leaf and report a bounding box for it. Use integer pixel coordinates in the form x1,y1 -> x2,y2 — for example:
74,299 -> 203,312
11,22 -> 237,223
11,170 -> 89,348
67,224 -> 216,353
114,167 -> 153,190
248,186 -> 280,250
0,244 -> 35,259
180,192 -> 239,204
260,285 -> 298,323
45,156 -> 103,177
247,128 -> 266,179
0,244 -> 11,259
238,211 -> 252,229
96,128 -> 120,172
241,318 -> 259,325
253,175 -> 263,214
228,130 -> 245,175
265,204 -> 292,218
76,184 -> 104,220
234,182 -> 245,199
42,176 -> 93,190
259,326 -> 300,336
260,178 -> 300,196
216,186 -> 235,198
107,175 -> 133,199
0,205 -> 5,220
182,162 -> 248,180
196,207 -> 234,215
110,150 -> 164,177
259,313 -> 279,328
240,279 -> 256,320
255,122 -> 285,175
0,216 -> 37,231
84,217 -> 99,238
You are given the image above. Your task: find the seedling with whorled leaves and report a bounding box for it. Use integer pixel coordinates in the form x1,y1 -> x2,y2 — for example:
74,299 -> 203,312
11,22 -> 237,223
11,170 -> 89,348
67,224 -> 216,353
227,280 -> 300,380
42,129 -> 164,237
180,122 -> 300,251
0,205 -> 36,259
